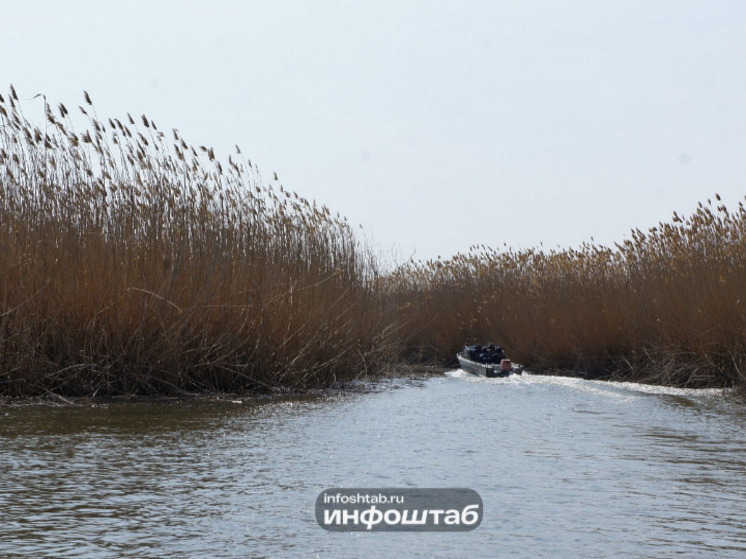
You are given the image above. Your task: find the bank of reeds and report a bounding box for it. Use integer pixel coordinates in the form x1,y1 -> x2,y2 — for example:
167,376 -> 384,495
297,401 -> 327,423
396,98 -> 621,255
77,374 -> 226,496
0,87 -> 396,397
3,87 -> 745,398
392,197 -> 746,389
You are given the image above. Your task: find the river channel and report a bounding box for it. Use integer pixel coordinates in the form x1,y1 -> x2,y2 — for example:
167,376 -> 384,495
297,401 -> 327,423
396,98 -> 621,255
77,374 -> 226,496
1,371 -> 745,558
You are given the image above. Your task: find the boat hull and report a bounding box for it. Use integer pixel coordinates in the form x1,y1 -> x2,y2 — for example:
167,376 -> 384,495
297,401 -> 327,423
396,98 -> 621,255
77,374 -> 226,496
456,353 -> 522,378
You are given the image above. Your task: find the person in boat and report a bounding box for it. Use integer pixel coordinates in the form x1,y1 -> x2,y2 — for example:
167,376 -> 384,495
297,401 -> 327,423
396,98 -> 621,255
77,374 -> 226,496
472,344 -> 502,364
488,344 -> 507,364
472,344 -> 486,363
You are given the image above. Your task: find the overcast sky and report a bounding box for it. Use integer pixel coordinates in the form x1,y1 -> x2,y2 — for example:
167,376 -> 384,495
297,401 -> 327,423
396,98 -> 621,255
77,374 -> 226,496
4,0 -> 746,263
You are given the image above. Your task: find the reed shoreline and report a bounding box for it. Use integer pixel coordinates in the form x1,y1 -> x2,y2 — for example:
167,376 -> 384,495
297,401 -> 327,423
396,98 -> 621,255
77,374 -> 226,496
0,366 -> 450,407
2,87 -> 744,402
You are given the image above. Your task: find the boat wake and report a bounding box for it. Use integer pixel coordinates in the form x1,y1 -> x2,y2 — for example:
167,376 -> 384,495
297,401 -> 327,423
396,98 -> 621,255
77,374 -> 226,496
446,369 -> 524,382
447,367 -> 727,398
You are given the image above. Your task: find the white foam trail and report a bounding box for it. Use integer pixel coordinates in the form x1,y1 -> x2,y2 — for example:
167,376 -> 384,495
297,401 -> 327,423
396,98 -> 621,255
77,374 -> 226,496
449,368 -> 728,397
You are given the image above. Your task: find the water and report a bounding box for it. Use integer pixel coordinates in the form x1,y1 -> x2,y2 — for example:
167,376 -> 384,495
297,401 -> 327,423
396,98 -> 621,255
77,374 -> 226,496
1,372 -> 745,558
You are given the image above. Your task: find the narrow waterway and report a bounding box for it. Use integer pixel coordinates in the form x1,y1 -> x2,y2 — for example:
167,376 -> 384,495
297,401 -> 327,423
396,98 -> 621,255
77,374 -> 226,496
1,371 -> 745,558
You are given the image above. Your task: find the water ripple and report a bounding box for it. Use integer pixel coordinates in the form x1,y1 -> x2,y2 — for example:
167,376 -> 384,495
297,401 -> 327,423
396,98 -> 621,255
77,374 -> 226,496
1,378 -> 746,557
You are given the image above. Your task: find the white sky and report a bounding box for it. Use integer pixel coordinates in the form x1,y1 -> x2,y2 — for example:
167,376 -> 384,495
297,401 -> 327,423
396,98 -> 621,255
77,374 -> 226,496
3,0 -> 746,263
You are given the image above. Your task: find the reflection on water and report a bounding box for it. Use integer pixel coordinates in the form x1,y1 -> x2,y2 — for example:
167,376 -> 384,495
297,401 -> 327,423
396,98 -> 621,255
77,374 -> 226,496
1,374 -> 746,558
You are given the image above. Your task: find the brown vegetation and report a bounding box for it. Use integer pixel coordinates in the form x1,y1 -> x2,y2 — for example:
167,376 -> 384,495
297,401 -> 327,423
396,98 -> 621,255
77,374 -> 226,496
392,197 -> 746,389
0,87 -> 395,396
1,86 -> 744,397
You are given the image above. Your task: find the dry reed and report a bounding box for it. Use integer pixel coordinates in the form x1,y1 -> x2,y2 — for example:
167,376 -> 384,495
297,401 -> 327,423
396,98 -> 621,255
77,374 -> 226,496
0,87 -> 396,397
392,196 -> 746,389
2,86 -> 745,398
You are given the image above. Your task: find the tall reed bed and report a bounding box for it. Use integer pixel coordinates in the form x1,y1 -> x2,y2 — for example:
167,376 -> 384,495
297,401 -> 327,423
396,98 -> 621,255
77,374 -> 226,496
0,87 -> 395,397
2,86 -> 744,397
393,197 -> 746,389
